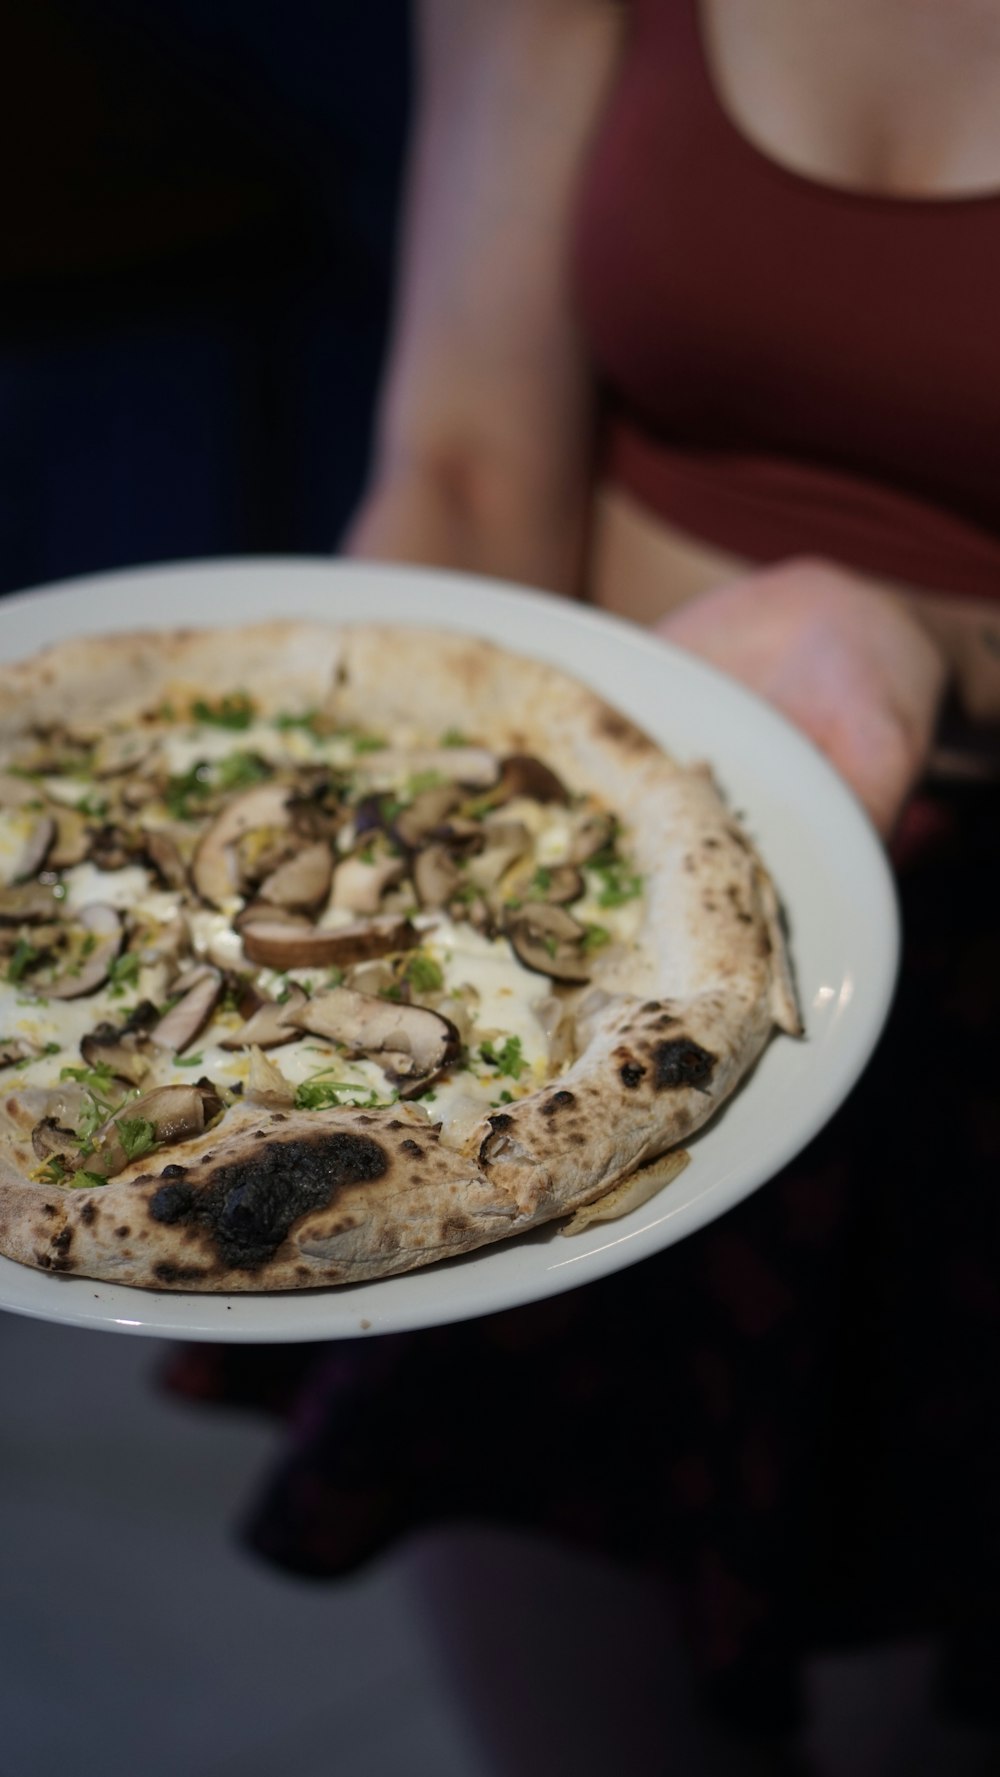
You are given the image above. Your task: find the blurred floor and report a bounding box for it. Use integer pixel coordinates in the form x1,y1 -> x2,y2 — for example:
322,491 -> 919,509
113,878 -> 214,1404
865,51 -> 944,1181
0,1309 -> 994,1777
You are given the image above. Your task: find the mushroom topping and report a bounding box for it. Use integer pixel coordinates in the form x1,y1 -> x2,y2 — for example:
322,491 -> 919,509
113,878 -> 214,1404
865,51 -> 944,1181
87,824 -> 139,871
351,747 -> 500,789
257,841 -> 333,913
244,1046 -> 296,1108
330,845 -> 405,916
220,985 -> 308,1050
31,1117 -> 81,1166
190,781 -> 292,908
465,819 -> 531,892
80,1022 -> 153,1087
288,986 -> 460,1094
566,809 -> 616,865
142,828 -> 189,891
0,882 -> 60,924
505,900 -> 592,984
0,1037 -> 46,1069
413,843 -> 461,910
9,813 -> 55,884
509,862 -> 585,906
240,914 -> 420,972
487,754 -> 569,809
48,807 -> 92,869
92,729 -> 155,778
393,783 -> 462,849
45,904 -> 125,1001
88,1081 -> 223,1178
149,967 -> 222,1054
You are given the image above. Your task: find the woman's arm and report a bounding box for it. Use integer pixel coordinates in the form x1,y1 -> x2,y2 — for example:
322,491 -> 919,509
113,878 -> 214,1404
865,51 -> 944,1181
343,0 -> 624,595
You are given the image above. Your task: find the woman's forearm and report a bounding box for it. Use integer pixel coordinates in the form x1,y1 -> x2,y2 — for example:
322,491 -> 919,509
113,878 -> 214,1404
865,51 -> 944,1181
341,458 -> 589,599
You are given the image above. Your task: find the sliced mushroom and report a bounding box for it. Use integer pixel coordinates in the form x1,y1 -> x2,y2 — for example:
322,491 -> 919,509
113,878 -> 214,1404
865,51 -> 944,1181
47,806 -> 92,869
9,813 -> 55,884
191,781 -> 292,908
80,1022 -> 153,1087
393,783 -> 462,848
0,1037 -> 44,1069
566,809 -> 616,865
150,967 -> 222,1053
288,986 -> 460,1093
257,841 -> 333,912
413,843 -> 462,910
31,1117 -> 82,1166
330,846 -> 405,916
244,1045 -> 296,1108
0,882 -> 59,924
220,985 -> 308,1050
44,904 -> 124,1001
88,1081 -> 223,1178
464,819 -> 531,891
506,900 -> 591,984
240,915 -> 419,972
509,862 -> 585,906
92,729 -> 155,778
86,824 -> 139,871
234,901 -> 312,935
142,828 -> 189,891
487,754 -> 569,808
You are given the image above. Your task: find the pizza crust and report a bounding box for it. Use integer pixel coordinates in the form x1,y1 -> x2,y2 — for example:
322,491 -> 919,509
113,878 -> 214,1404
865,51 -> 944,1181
0,621 -> 801,1291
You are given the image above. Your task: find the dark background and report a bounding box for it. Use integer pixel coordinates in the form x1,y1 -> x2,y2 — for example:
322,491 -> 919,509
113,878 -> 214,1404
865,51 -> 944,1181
0,0 -> 410,598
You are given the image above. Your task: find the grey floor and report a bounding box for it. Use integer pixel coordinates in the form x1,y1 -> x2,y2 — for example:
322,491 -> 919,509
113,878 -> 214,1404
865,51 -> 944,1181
0,1310 -> 994,1777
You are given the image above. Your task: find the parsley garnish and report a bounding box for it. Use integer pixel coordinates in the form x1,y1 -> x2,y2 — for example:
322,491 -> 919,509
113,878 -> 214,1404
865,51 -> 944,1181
116,1116 -> 158,1162
175,1052 -> 204,1068
479,1036 -> 526,1079
191,692 -> 256,730
107,951 -> 141,998
581,923 -> 611,951
7,939 -> 41,985
215,751 -> 272,794
593,862 -> 643,909
68,1169 -> 110,1191
404,953 -> 444,994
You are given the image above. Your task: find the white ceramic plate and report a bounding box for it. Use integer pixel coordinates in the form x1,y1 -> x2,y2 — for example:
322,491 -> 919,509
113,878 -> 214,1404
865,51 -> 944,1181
0,558 -> 898,1340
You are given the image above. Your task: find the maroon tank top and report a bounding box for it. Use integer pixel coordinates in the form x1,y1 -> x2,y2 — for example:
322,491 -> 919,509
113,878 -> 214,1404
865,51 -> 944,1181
574,0 -> 1000,599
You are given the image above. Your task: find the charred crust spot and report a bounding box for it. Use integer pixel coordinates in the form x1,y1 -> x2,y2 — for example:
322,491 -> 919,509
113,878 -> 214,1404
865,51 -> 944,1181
41,1203 -> 58,1218
641,1001 -> 661,1014
552,1089 -> 575,1106
52,1225 -> 73,1255
619,1059 -> 646,1088
149,1134 -> 389,1271
80,1202 -> 97,1227
160,1164 -> 188,1179
441,1214 -> 472,1242
115,1225 -> 130,1239
36,1253 -> 52,1269
153,1262 -> 206,1285
487,1112 -> 513,1133
653,1038 -> 716,1091
354,1115 -> 374,1126
386,1119 -> 405,1130
595,708 -> 654,753
399,1139 -> 424,1156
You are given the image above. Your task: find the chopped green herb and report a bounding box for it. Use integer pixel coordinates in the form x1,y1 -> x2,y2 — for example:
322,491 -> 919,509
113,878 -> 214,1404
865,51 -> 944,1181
352,733 -> 387,754
378,984 -> 404,1003
405,769 -> 446,796
491,1089 -> 515,1106
581,923 -> 611,951
530,867 -> 552,893
215,751 -> 272,793
594,862 -> 643,909
69,1169 -> 110,1191
479,1035 -> 526,1079
107,951 -> 141,997
115,1117 -> 158,1162
440,728 -> 469,747
7,939 -> 41,984
74,793 -> 108,819
404,953 -> 444,994
164,762 -> 214,820
175,1052 -> 204,1068
273,707 -> 321,734
323,967 -> 345,990
191,692 -> 256,730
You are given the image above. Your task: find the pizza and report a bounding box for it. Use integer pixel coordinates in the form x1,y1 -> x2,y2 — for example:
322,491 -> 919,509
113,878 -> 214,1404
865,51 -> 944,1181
0,621 -> 800,1292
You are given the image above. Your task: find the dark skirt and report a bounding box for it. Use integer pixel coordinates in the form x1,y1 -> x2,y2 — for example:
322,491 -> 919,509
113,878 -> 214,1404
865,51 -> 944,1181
164,779 -> 1000,1734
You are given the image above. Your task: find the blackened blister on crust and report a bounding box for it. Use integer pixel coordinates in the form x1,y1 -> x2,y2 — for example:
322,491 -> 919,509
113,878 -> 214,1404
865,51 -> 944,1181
652,1038 -> 716,1091
149,1134 -> 388,1270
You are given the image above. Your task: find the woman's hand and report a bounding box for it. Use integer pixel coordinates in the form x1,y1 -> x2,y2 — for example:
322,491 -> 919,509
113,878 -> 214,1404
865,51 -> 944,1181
656,557 -> 948,837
